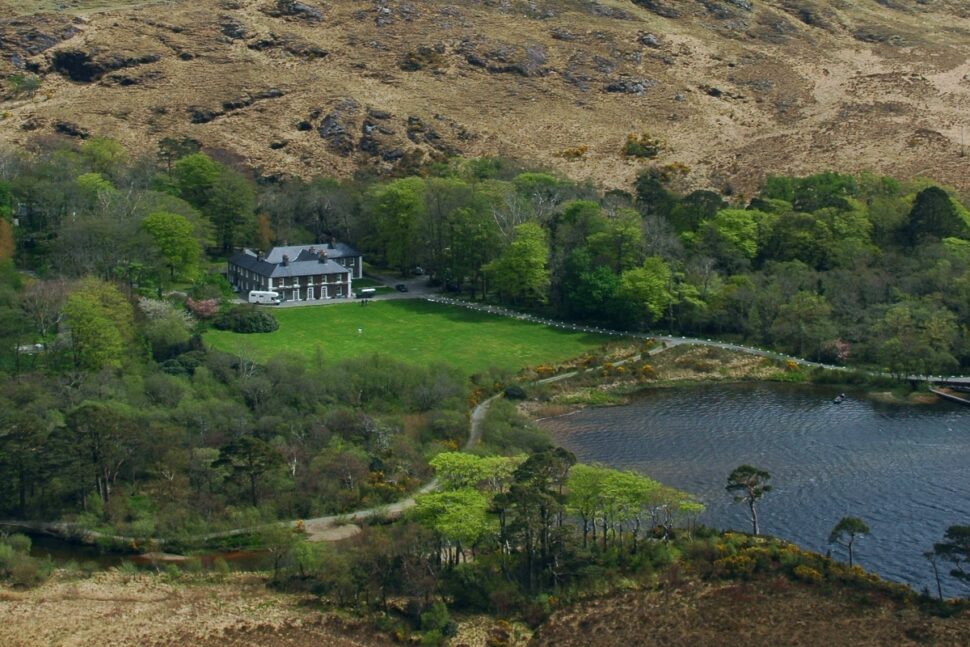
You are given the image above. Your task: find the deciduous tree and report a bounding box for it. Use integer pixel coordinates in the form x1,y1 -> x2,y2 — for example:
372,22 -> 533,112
141,211 -> 201,282
484,222 -> 549,306
620,256 -> 673,327
60,278 -> 134,370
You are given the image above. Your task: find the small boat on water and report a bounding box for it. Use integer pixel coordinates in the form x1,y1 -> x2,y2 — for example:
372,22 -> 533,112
833,393 -> 846,404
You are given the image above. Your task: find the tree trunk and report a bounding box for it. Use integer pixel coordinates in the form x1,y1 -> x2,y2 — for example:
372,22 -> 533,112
930,558 -> 943,601
18,467 -> 27,517
749,499 -> 759,535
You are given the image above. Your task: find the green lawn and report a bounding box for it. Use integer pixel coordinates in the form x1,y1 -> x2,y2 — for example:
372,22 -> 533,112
353,277 -> 388,288
205,300 -> 611,376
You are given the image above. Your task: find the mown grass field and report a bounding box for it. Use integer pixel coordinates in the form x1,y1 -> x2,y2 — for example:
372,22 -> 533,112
205,300 -> 610,377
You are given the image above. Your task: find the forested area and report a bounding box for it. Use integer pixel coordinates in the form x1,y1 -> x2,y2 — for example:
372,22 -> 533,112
1,135 -> 968,529
347,165 -> 970,376
4,136 -> 970,639
4,138 -> 970,375
0,135 -> 968,527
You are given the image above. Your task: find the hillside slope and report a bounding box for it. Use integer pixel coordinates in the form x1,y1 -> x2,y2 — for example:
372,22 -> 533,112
1,0 -> 969,193
532,578 -> 970,646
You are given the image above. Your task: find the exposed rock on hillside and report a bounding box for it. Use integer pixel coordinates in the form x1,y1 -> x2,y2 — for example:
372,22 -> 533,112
51,48 -> 162,82
1,0 -> 969,193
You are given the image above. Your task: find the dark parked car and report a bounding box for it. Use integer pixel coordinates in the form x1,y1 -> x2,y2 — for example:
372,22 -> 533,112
395,283 -> 408,292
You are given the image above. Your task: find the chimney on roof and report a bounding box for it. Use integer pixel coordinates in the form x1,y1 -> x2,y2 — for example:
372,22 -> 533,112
282,254 -> 290,266
328,237 -> 336,250
318,250 -> 328,263
256,250 -> 264,261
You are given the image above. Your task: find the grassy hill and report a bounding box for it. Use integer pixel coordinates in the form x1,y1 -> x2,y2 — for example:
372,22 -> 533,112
1,0 -> 970,194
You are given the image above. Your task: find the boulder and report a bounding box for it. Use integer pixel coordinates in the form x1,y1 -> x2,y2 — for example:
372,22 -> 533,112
265,0 -> 324,22
54,120 -> 89,138
51,48 -> 161,83
318,112 -> 354,155
605,78 -> 656,95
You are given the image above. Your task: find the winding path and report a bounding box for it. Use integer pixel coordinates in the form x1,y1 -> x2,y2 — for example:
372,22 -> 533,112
0,393 -> 505,547
298,392 -> 501,541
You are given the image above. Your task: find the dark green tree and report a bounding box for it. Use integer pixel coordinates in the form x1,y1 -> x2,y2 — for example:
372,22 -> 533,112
66,401 -> 141,506
206,168 -> 255,253
726,464 -> 772,536
157,137 -> 201,174
214,436 -> 283,506
932,525 -> 970,592
900,186 -> 968,246
828,516 -> 869,567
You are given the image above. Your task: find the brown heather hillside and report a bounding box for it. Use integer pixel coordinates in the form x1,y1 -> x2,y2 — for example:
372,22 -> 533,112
1,0 -> 969,194
532,578 -> 970,647
0,571 -> 385,647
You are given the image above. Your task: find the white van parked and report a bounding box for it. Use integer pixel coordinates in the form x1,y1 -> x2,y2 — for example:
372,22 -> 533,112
248,290 -> 281,305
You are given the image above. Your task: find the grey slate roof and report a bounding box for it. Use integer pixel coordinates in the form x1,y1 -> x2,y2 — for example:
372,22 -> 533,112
228,250 -> 276,276
269,257 -> 348,278
228,248 -> 350,279
265,242 -> 360,263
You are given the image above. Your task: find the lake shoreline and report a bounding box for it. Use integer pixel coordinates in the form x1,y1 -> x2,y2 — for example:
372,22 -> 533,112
521,344 -> 942,423
523,377 -> 942,426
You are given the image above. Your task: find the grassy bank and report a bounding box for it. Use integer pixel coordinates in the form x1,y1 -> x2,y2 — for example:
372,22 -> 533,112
521,343 -> 935,417
205,300 -> 611,378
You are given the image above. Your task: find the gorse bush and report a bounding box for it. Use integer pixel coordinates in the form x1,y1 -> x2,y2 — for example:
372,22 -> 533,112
623,133 -> 664,158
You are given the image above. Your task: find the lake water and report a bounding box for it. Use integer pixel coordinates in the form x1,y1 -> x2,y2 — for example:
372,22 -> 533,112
539,383 -> 970,597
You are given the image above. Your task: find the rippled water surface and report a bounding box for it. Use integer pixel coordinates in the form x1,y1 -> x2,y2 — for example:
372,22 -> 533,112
540,383 -> 970,596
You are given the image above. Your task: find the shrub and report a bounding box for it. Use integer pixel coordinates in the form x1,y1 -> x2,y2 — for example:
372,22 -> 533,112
9,555 -> 46,587
7,74 -> 41,97
162,563 -> 182,582
623,133 -> 664,158
4,533 -> 31,554
793,564 -> 823,584
503,385 -> 527,400
190,273 -> 234,300
740,546 -> 774,571
556,145 -> 588,160
401,46 -> 444,71
211,557 -> 231,575
186,297 -> 219,319
213,304 -> 279,333
117,560 -> 140,582
420,601 -> 456,636
0,543 -> 15,571
714,554 -> 756,579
